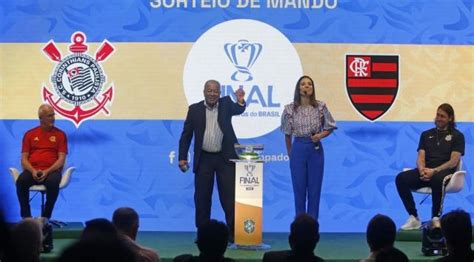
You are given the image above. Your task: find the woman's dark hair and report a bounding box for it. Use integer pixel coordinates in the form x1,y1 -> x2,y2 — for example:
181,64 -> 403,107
293,75 -> 317,109
437,103 -> 456,131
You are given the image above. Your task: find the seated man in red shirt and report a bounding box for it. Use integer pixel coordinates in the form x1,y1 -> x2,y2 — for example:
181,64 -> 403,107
16,104 -> 68,219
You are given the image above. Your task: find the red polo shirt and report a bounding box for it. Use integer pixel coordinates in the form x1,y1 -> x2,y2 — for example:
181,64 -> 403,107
22,126 -> 68,170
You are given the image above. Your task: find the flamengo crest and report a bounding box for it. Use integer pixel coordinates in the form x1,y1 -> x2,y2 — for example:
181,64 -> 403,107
345,55 -> 399,121
42,32 -> 115,126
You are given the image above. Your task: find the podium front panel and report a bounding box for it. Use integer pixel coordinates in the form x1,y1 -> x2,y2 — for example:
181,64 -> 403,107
234,161 -> 263,245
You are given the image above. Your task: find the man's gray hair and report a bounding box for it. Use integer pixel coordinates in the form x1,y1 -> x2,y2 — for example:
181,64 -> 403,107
204,80 -> 220,90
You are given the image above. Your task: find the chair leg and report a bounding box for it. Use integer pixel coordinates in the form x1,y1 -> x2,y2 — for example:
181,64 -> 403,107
39,192 -> 67,227
50,220 -> 68,228
29,191 -> 39,202
419,194 -> 430,205
40,192 -> 46,217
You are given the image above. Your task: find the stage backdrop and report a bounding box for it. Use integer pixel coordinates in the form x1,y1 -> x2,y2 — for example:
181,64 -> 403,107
0,0 -> 473,232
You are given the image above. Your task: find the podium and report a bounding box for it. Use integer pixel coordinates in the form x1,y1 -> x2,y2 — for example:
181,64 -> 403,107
231,144 -> 270,250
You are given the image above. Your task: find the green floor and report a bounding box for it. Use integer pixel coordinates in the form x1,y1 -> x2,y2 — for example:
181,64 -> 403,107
39,223 -> 474,262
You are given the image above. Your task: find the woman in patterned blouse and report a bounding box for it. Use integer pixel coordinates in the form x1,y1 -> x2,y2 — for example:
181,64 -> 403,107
281,75 -> 337,220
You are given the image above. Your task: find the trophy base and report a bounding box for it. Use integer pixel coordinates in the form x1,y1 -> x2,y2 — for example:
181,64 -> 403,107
228,243 -> 271,250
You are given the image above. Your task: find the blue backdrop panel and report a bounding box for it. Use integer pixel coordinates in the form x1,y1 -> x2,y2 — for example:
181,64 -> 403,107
0,0 -> 472,44
1,120 -> 472,231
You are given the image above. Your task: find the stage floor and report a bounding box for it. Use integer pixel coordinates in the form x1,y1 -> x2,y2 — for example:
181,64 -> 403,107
38,224 -> 474,262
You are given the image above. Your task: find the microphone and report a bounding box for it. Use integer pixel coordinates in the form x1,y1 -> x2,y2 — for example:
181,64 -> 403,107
311,133 -> 320,151
179,163 -> 189,173
314,142 -> 320,151
37,171 -> 44,178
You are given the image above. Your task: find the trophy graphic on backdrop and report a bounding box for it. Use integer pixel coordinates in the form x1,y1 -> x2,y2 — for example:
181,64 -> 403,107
224,40 -> 262,82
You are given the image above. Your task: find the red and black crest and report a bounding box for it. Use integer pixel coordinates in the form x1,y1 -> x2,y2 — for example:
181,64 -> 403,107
346,55 -> 399,121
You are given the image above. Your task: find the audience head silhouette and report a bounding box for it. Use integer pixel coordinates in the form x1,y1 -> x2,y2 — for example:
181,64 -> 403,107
60,218 -> 137,262
196,219 -> 229,259
441,209 -> 472,252
113,207 -> 139,240
289,214 -> 320,255
0,212 -> 13,262
366,214 -> 396,252
80,218 -> 118,241
58,237 -> 137,262
11,218 -> 43,262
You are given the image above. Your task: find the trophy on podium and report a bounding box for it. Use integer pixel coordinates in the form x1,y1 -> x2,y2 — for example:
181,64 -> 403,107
235,144 -> 264,160
231,144 -> 270,250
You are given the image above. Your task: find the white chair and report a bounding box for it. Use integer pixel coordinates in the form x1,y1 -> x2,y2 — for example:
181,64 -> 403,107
9,167 -> 75,227
404,160 -> 466,204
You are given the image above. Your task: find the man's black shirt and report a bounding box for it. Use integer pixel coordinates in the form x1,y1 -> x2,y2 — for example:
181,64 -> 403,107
417,128 -> 465,168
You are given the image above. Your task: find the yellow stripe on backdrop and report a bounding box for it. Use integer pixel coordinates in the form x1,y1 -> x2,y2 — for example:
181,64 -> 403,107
1,43 -> 472,121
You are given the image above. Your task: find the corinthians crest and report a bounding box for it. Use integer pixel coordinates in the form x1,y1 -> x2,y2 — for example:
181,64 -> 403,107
42,32 -> 115,126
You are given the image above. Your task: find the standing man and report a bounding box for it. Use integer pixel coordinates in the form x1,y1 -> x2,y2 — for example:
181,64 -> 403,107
16,104 -> 68,220
179,80 -> 245,242
396,103 -> 464,230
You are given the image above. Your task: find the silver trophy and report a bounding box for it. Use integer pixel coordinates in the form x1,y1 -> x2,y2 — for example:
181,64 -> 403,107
224,40 -> 262,82
234,144 -> 264,160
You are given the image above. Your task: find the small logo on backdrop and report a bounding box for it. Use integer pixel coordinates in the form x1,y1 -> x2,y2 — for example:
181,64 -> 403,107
345,55 -> 399,121
244,219 -> 256,234
42,32 -> 115,126
224,40 -> 262,82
